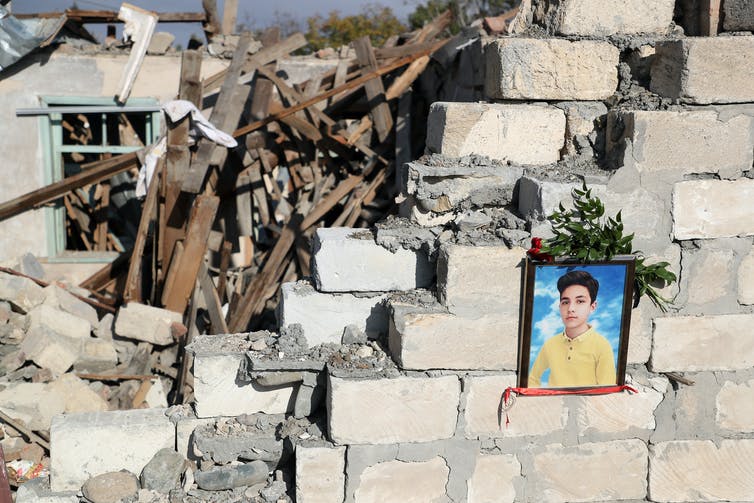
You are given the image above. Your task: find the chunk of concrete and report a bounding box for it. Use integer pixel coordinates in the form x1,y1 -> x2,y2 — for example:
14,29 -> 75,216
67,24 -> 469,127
74,338 -> 119,373
114,302 -> 183,346
328,375 -> 460,444
43,284 -> 99,329
295,445 -> 346,503
354,457 -> 448,503
651,37 -> 754,104
485,38 -> 619,100
20,326 -> 82,374
278,281 -> 387,346
194,460 -> 269,491
0,271 -> 46,313
146,31 -> 174,54
50,408 -> 175,491
528,440 -> 647,502
311,228 -> 433,292
46,373 -> 110,415
649,440 -> 754,501
15,477 -> 79,503
723,0 -> 754,31
0,382 -> 66,431
140,448 -> 186,493
426,102 -> 565,164
673,179 -> 754,240
28,304 -> 91,340
530,0 -> 675,36
651,314 -> 754,371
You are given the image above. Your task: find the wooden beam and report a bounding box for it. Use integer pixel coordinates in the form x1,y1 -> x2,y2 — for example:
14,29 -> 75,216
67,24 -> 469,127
0,152 -> 139,223
352,36 -> 393,143
221,0 -> 238,35
201,0 -> 221,41
162,195 -> 219,314
198,262 -> 229,334
179,50 -> 203,108
700,0 -> 722,36
15,10 -> 206,23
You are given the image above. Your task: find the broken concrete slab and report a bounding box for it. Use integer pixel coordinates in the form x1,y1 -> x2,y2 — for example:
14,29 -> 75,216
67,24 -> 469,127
426,102 -> 566,164
50,408 -> 175,491
485,38 -> 619,100
0,382 -> 66,431
311,227 -> 433,292
20,326 -> 82,374
140,448 -> 186,493
146,31 -> 174,55
278,281 -> 387,346
114,302 -> 183,346
43,284 -> 99,329
193,416 -> 285,464
28,304 -> 91,340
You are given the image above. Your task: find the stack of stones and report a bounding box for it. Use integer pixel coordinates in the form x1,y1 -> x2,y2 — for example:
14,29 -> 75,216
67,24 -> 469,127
43,1 -> 754,502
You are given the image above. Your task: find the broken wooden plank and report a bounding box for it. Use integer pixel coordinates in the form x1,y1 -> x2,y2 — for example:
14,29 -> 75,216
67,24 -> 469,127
352,36 -> 393,143
0,152 -> 139,223
198,262 -> 229,334
202,0 -> 221,41
163,195 -> 220,314
179,50 -> 203,108
0,410 -> 50,452
115,4 -> 158,103
16,10 -> 206,23
221,0 -> 238,35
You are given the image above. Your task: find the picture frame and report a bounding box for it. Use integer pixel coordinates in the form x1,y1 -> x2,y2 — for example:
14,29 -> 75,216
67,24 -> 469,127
517,257 -> 636,389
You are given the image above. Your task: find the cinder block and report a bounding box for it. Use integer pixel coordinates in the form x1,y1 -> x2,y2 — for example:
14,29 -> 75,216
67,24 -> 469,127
437,244 -> 524,316
467,454 -> 520,503
651,314 -> 754,372
188,334 -> 296,418
463,375 -> 566,438
649,440 -> 754,501
574,379 -> 666,434
403,160 -> 521,215
485,38 -> 619,100
388,302 -> 517,371
0,271 -> 46,313
327,375 -> 460,444
295,445 -> 346,503
50,408 -> 175,492
716,379 -> 754,432
724,0 -> 754,31
353,458 -> 448,503
531,0 -> 674,36
651,37 -> 754,104
279,281 -> 387,346
610,110 -> 754,175
529,440 -> 647,502
738,246 -> 754,304
115,302 -> 183,346
673,179 -> 754,240
426,102 -> 565,164
311,227 -> 433,292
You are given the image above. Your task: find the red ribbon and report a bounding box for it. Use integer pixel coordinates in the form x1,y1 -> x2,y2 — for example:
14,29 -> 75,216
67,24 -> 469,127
501,385 -> 638,428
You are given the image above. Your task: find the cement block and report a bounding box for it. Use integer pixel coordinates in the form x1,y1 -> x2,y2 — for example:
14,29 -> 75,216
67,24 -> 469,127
651,37 -> 754,104
50,408 -> 175,492
532,0 -> 675,36
279,281 -> 387,346
28,304 -> 91,340
437,244 -> 524,316
463,375 -> 567,438
528,440 -> 647,502
388,302 -> 518,371
649,440 -> 754,501
192,349 -> 296,418
716,379 -> 754,432
295,445 -> 346,503
626,300 -> 653,365
681,246 -> 736,308
651,314 -> 754,372
485,38 -> 619,100
426,102 -> 565,164
517,176 -> 577,218
43,284 -> 99,329
353,458 -> 448,503
311,227 -> 433,292
74,338 -> 118,373
738,245 -> 754,304
723,0 -> 754,31
327,375 -> 460,444
20,326 -> 82,374
575,380 -> 665,434
114,302 -> 183,346
0,382 -> 66,431
467,454 -> 519,503
613,110 -> 754,175
0,271 -> 46,313
175,416 -> 215,461
673,179 -> 754,240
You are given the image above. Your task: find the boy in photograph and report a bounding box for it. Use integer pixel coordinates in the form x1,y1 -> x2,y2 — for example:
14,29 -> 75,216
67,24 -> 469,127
528,270 -> 616,388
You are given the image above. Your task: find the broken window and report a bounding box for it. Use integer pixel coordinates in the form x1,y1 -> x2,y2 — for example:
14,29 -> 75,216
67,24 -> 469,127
40,96 -> 160,257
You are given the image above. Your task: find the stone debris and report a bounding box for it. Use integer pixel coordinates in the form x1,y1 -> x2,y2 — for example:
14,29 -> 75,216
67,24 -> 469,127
81,470 -> 140,503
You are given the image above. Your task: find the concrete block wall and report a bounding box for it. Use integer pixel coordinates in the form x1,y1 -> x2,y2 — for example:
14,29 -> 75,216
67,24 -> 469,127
43,2 -> 754,502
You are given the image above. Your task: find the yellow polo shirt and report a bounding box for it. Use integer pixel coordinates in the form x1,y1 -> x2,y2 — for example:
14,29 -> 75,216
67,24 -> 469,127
528,326 -> 616,388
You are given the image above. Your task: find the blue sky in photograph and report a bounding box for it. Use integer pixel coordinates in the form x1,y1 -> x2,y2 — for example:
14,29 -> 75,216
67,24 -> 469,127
529,263 -> 628,386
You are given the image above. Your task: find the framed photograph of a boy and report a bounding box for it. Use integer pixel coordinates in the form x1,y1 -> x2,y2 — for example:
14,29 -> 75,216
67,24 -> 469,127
517,258 -> 635,389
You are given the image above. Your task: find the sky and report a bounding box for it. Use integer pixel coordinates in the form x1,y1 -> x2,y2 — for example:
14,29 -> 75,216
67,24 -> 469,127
11,0 -> 419,47
528,263 -> 629,387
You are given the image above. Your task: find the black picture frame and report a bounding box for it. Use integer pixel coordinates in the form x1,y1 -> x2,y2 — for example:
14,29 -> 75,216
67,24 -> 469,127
517,257 -> 635,389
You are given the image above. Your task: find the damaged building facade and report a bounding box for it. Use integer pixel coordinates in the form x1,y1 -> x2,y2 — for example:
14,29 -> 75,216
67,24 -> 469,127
2,0 -> 754,502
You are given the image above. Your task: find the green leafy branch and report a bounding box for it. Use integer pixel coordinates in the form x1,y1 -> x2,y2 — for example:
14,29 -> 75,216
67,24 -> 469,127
538,183 -> 677,311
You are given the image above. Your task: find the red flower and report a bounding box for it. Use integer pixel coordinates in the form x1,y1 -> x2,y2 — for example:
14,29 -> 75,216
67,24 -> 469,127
527,237 -> 553,262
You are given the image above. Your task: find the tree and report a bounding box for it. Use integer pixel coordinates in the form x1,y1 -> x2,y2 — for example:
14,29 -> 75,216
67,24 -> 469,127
408,0 -> 516,33
305,4 -> 407,52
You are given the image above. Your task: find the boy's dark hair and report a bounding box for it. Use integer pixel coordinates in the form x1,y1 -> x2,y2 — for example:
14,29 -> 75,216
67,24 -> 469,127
557,270 -> 599,302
